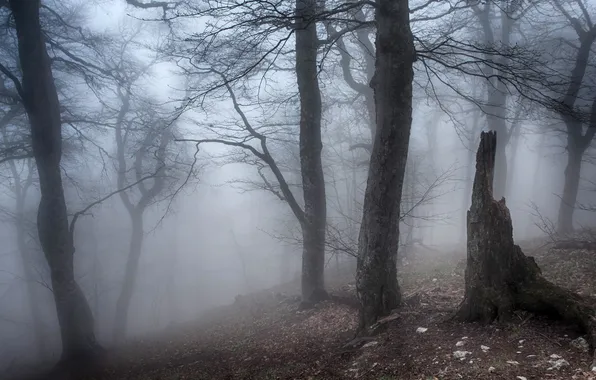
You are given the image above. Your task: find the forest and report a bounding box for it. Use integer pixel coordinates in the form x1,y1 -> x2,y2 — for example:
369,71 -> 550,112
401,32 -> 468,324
0,0 -> 596,379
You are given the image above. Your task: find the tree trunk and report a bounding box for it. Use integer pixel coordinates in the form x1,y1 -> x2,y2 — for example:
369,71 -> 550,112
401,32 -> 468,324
16,213 -> 47,359
492,119 -> 508,200
8,0 -> 102,365
457,131 -> 596,368
557,136 -> 584,234
295,0 -> 328,304
356,0 -> 415,332
7,158 -> 47,359
113,211 -> 144,341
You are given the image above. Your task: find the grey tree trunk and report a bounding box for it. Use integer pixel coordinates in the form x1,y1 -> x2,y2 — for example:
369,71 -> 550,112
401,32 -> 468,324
295,0 -> 328,304
4,154 -> 46,359
11,172 -> 46,359
8,0 -> 102,365
457,130 -> 596,369
557,135 -> 585,234
113,211 -> 144,341
356,0 -> 415,331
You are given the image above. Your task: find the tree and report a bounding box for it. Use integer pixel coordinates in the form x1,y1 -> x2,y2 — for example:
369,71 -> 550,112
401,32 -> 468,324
355,0 -> 416,331
0,152 -> 46,359
549,0 -> 596,234
457,130 -> 596,369
295,0 -> 328,304
466,0 -> 534,200
112,96 -> 176,340
5,0 -> 102,365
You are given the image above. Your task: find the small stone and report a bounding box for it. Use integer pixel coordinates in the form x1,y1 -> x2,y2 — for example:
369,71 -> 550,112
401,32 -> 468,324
416,327 -> 428,333
453,351 -> 472,360
591,365 -> 596,372
547,358 -> 570,370
362,341 -> 378,348
488,366 -> 496,373
517,377 -> 528,380
519,339 -> 525,344
550,354 -> 562,359
570,337 -> 589,352
507,360 -> 520,365
481,345 -> 490,352
432,278 -> 438,282
456,341 -> 465,347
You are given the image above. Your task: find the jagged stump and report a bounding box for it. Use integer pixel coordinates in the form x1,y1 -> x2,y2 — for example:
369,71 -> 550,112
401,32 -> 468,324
457,131 -> 596,369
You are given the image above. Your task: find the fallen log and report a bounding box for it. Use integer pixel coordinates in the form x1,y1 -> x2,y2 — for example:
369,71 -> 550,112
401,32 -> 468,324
456,131 -> 596,370
553,240 -> 596,251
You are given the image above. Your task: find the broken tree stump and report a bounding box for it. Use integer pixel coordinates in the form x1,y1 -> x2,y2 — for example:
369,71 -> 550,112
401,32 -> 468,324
456,131 -> 596,370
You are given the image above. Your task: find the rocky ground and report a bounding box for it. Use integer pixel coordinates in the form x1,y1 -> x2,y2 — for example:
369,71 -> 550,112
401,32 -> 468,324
10,238 -> 596,380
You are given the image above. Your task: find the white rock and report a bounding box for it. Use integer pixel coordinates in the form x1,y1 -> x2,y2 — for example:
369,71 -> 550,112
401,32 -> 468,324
570,337 -> 589,352
488,366 -> 496,373
547,358 -> 570,370
516,351 -> 522,354
362,341 -> 378,348
462,336 -> 469,340
519,339 -> 525,344
432,278 -> 438,282
481,345 -> 490,352
591,365 -> 596,372
550,354 -> 562,359
416,327 -> 428,333
453,351 -> 472,360
456,341 -> 465,347
517,377 -> 528,380
507,360 -> 520,365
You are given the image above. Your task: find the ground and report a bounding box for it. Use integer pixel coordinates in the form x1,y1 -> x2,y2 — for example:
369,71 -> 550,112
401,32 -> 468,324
11,239 -> 596,380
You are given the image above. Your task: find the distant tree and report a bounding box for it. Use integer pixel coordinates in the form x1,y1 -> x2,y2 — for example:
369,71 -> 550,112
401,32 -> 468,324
548,0 -> 596,234
0,151 -> 46,359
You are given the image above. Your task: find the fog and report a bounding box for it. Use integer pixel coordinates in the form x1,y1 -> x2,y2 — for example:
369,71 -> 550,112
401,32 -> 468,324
1,0 -> 596,376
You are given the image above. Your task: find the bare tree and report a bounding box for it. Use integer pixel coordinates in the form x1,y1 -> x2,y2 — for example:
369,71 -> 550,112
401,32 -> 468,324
0,150 -> 46,359
549,0 -> 596,233
4,0 -> 103,366
295,0 -> 328,304
355,0 -> 416,331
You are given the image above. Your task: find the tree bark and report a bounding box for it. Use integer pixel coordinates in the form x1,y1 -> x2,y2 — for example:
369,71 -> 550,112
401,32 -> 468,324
557,131 -> 587,234
457,131 -> 596,368
295,0 -> 328,304
8,0 -> 102,364
356,0 -> 415,331
113,211 -> 144,342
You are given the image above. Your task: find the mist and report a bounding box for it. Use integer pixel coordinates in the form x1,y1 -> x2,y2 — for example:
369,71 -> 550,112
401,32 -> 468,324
1,0 -> 596,379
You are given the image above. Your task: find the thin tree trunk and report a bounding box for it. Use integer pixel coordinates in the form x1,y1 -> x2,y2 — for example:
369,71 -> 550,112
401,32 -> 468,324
8,0 -> 102,365
6,157 -> 47,359
16,214 -> 46,359
113,211 -> 144,341
295,0 -> 328,304
356,0 -> 415,332
557,138 -> 584,234
492,119 -> 508,200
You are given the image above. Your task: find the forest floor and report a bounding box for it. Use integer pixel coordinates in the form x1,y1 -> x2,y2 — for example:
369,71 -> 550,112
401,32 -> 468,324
17,238 -> 596,380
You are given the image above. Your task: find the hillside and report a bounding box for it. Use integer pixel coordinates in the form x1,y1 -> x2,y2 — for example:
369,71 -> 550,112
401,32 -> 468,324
10,240 -> 596,380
